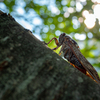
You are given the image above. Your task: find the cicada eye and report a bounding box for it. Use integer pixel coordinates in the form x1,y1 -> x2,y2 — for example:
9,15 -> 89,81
62,33 -> 66,36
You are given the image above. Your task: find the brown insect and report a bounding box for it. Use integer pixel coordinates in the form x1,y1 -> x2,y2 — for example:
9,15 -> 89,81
46,33 -> 100,84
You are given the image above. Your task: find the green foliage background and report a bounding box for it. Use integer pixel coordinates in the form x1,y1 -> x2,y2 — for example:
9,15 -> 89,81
0,0 -> 100,74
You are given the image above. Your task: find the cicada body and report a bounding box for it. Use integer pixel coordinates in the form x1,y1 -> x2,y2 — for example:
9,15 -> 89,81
46,33 -> 100,84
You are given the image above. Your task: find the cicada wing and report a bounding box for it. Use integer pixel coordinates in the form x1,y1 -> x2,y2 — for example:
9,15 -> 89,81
68,41 -> 100,83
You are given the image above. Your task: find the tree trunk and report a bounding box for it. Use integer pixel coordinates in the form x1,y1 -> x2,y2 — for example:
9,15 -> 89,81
0,10 -> 100,100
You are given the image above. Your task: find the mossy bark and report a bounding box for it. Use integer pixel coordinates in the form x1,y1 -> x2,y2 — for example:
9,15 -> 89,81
0,10 -> 100,100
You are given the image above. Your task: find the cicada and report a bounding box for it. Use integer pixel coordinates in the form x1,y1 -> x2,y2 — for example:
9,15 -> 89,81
46,33 -> 100,84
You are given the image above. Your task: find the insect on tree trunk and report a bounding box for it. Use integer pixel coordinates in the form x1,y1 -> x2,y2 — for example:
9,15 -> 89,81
46,33 -> 100,84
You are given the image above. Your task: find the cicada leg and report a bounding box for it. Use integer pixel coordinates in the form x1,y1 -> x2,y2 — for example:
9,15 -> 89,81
46,37 -> 61,50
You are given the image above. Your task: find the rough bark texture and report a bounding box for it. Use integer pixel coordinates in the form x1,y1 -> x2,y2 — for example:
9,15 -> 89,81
0,10 -> 100,100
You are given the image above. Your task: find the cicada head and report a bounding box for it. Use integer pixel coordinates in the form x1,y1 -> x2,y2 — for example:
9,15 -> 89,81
59,33 -> 66,45
59,33 -> 80,49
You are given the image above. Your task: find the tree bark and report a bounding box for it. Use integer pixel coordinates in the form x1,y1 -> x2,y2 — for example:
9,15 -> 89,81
0,10 -> 100,100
